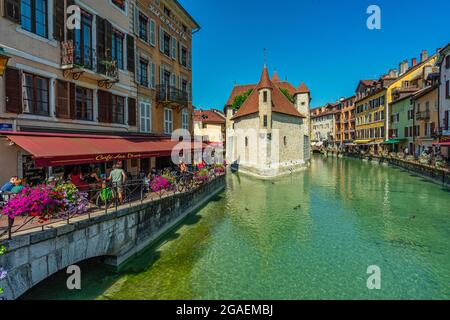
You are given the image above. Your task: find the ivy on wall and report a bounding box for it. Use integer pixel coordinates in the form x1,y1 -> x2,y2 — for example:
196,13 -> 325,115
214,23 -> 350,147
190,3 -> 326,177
232,89 -> 253,111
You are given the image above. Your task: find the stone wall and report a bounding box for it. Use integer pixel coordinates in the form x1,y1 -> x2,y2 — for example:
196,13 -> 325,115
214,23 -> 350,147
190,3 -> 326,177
0,175 -> 226,300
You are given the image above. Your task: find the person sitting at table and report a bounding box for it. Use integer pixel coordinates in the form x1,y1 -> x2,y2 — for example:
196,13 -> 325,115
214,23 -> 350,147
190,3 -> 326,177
70,167 -> 89,192
10,179 -> 24,194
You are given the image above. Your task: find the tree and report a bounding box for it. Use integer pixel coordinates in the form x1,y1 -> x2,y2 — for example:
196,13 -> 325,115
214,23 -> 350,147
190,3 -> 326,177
279,88 -> 294,103
232,89 -> 253,111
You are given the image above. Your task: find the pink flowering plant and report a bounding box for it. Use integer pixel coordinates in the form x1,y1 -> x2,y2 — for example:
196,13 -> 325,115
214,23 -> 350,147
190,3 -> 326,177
213,164 -> 225,175
1,183 -> 89,223
150,175 -> 176,194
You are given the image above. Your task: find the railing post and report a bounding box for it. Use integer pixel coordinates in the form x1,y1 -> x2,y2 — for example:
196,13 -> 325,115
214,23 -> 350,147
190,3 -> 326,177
7,217 -> 13,240
115,183 -> 119,212
140,179 -> 144,204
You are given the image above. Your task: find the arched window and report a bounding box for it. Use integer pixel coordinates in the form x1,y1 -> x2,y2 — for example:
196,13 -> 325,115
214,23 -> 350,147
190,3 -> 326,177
284,136 -> 287,146
245,137 -> 248,147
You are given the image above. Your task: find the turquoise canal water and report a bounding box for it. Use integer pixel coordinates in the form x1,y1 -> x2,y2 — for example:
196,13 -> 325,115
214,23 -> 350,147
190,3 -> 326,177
22,156 -> 450,300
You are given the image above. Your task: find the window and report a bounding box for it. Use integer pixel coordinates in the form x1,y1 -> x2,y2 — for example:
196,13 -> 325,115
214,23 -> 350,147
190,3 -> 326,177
138,13 -> 148,42
446,56 -> 450,69
446,80 -> 450,99
75,87 -> 93,121
245,137 -> 248,147
74,11 -> 93,69
140,102 -> 152,133
111,95 -> 125,124
263,115 -> 268,128
112,0 -> 126,11
163,32 -> 171,57
139,58 -> 149,87
181,45 -> 188,67
163,6 -> 171,17
164,108 -> 173,134
284,136 -> 287,146
21,0 -> 48,38
182,24 -> 187,33
112,30 -> 124,70
263,91 -> 268,102
182,109 -> 189,130
22,73 -> 49,116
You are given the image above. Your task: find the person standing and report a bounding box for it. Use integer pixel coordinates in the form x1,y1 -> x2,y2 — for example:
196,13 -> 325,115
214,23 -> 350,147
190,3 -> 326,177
108,162 -> 127,205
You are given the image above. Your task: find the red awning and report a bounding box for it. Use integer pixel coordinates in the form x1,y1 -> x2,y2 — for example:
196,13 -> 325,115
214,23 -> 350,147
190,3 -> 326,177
3,132 -> 204,167
436,142 -> 450,146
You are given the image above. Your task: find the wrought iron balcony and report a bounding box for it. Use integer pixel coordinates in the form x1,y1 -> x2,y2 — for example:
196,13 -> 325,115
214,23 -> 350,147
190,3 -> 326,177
156,85 -> 189,107
416,110 -> 430,121
61,40 -> 119,88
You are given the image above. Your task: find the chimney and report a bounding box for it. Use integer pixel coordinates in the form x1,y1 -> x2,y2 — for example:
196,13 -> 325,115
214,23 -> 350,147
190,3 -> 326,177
399,60 -> 409,75
389,69 -> 398,78
420,50 -> 428,62
411,58 -> 417,67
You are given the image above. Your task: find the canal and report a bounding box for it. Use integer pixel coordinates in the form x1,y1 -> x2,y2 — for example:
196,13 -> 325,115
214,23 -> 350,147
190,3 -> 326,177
22,156 -> 450,300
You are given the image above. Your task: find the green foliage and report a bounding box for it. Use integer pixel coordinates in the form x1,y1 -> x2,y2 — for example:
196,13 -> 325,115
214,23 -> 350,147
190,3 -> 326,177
0,245 -> 6,256
232,89 -> 253,111
279,88 -> 294,103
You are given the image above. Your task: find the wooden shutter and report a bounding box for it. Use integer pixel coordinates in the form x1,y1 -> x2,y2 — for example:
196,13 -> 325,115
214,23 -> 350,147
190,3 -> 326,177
98,90 -> 111,123
404,127 -> 408,138
69,83 -> 76,119
445,111 -> 449,131
128,97 -> 136,126
53,0 -> 65,41
4,0 -> 20,23
5,67 -> 22,113
96,16 -> 106,74
126,34 -> 135,73
55,80 -> 70,118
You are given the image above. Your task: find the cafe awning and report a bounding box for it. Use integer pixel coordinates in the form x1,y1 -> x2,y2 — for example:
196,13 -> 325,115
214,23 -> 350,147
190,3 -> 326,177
381,139 -> 402,145
354,140 -> 371,145
2,131 -> 205,167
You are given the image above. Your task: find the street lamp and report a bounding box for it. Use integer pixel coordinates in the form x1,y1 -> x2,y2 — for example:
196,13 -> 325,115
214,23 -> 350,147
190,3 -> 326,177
0,47 -> 11,77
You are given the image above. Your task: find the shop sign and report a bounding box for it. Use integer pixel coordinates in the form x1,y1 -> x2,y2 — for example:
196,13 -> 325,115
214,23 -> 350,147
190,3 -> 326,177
149,2 -> 188,41
0,123 -> 13,131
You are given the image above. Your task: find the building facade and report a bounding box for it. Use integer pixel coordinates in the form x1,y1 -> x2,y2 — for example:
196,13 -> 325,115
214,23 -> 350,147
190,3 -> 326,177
334,96 -> 355,147
0,0 -> 199,183
437,43 -> 450,158
310,104 -> 336,146
225,67 -> 311,177
193,109 -> 225,144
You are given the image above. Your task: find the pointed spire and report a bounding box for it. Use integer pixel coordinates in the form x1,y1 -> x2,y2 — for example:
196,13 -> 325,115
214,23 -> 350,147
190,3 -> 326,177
271,69 -> 280,82
295,82 -> 310,94
256,65 -> 273,90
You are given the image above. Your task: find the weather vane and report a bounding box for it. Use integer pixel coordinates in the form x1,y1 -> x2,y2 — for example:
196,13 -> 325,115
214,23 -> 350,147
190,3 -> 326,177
263,48 -> 267,67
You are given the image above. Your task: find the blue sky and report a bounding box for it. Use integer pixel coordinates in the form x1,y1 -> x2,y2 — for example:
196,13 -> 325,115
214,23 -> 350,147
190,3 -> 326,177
179,0 -> 450,109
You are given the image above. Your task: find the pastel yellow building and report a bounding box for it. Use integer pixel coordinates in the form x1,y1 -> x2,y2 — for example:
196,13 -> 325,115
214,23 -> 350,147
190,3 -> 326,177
355,51 -> 437,151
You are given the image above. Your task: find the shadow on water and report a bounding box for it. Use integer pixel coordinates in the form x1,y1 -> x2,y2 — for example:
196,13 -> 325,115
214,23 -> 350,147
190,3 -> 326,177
21,192 -> 225,300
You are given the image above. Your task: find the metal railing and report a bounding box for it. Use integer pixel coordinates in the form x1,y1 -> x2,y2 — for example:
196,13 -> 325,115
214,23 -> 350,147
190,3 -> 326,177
416,110 -> 430,121
0,168 -> 225,240
156,85 -> 189,106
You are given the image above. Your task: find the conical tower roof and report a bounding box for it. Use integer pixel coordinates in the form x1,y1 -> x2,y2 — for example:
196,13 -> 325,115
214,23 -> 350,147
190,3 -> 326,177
256,66 -> 273,90
295,82 -> 310,94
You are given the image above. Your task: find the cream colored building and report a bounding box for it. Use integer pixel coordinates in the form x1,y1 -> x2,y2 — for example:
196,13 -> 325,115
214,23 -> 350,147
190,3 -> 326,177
310,104 -> 336,145
193,109 -> 225,143
225,66 -> 311,177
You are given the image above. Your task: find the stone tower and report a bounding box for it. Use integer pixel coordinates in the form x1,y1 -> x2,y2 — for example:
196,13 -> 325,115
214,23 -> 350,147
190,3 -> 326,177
294,83 -> 311,159
257,66 -> 273,131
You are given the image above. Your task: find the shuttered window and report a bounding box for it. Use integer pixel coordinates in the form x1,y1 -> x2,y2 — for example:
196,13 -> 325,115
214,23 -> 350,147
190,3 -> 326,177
55,80 -> 70,119
97,90 -> 111,123
149,19 -> 156,46
164,108 -> 173,134
5,67 -> 22,113
182,109 -> 189,130
126,34 -> 135,73
128,97 -> 137,126
140,101 -> 152,133
112,29 -> 124,70
112,95 -> 125,125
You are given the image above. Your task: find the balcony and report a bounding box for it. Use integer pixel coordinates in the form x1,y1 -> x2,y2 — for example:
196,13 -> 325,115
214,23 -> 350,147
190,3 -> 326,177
156,85 -> 189,108
416,110 -> 430,121
61,40 -> 119,89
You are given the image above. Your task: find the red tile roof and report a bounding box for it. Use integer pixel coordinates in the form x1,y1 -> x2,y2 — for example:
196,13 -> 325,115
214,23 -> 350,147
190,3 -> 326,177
231,67 -> 306,120
296,82 -> 310,94
225,84 -> 255,106
275,81 -> 297,95
271,70 -> 281,82
194,109 -> 226,124
256,66 -> 273,90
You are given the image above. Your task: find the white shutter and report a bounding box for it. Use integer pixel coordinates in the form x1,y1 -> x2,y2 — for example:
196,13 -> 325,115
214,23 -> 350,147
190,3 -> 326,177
170,73 -> 176,87
171,37 -> 177,60
133,4 -> 139,35
179,76 -> 182,91
179,43 -> 182,64
140,102 -> 146,132
187,49 -> 191,69
160,65 -> 164,85
151,62 -> 156,89
159,26 -> 164,53
149,19 -> 156,46
135,54 -> 140,84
